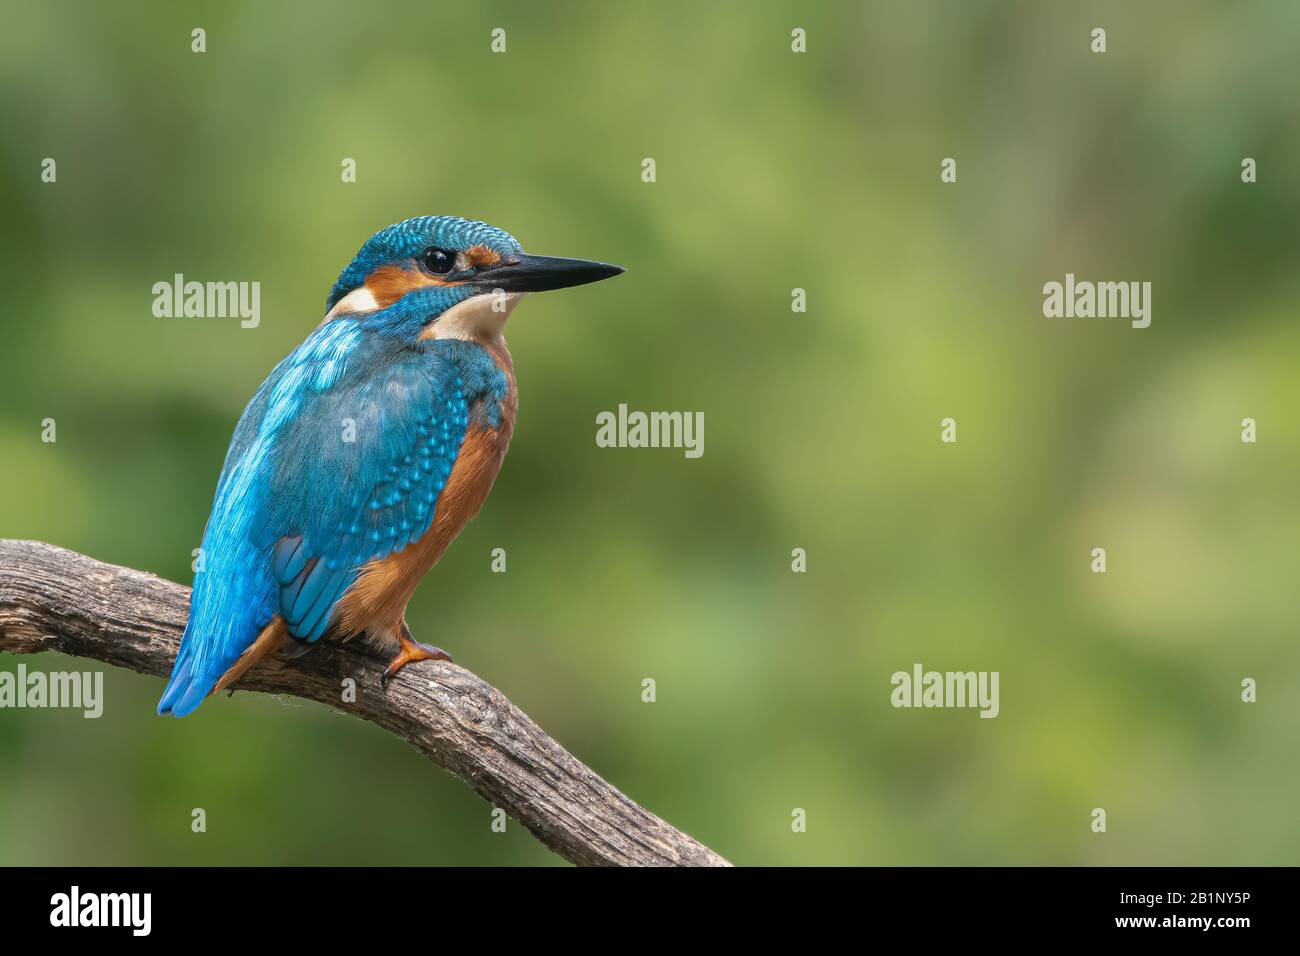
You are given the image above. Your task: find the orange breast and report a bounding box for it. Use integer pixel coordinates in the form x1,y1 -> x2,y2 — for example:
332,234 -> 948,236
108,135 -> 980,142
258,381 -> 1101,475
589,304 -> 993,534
335,338 -> 517,642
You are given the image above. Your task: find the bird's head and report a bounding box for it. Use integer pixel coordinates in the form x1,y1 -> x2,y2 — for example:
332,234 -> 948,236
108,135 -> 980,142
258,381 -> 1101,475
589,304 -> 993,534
324,215 -> 624,341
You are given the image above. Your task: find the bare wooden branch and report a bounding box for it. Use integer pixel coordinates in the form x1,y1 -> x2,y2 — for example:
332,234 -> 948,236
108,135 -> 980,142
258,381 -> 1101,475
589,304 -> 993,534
0,539 -> 729,867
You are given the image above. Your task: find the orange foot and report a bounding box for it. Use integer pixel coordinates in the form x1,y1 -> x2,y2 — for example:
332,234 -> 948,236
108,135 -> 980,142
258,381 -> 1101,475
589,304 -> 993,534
381,625 -> 453,688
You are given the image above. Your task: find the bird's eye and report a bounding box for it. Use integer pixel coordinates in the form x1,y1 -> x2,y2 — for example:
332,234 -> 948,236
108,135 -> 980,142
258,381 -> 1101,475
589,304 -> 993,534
421,248 -> 457,275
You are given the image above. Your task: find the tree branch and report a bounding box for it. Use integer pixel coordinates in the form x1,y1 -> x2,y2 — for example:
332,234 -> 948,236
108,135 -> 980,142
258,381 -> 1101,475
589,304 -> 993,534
0,539 -> 729,867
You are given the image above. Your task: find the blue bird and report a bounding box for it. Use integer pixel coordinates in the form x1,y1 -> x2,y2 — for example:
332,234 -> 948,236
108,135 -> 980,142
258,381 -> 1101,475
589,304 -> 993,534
158,216 -> 623,717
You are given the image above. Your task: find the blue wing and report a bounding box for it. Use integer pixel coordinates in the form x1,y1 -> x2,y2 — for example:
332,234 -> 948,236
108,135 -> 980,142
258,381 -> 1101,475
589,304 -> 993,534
158,323 -> 468,717
258,350 -> 468,642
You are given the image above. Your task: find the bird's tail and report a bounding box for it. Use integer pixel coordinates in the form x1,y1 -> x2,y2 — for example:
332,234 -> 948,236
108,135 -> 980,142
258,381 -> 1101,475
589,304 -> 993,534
158,616 -> 289,717
156,634 -> 218,718
210,618 -> 288,696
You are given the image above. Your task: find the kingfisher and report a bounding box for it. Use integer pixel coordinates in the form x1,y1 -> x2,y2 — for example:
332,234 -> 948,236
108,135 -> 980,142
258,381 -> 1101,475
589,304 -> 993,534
157,215 -> 623,717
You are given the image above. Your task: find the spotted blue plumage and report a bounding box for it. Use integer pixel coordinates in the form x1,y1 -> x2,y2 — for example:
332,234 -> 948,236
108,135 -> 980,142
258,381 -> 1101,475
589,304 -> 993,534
157,217 -> 520,717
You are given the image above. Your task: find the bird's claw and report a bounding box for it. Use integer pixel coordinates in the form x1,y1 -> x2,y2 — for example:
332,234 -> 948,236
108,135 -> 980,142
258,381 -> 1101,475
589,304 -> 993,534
381,636 -> 453,689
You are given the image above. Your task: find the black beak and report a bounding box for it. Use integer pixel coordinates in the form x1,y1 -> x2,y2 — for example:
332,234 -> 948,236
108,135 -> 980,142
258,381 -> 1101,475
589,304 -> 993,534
472,254 -> 625,293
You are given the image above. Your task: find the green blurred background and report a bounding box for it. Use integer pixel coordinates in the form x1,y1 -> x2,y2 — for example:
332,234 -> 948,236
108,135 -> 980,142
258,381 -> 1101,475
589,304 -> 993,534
2,1 -> 1298,865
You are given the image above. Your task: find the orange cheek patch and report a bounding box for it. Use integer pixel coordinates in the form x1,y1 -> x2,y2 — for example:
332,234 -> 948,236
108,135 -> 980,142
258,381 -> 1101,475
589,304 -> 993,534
364,263 -> 465,309
465,245 -> 502,268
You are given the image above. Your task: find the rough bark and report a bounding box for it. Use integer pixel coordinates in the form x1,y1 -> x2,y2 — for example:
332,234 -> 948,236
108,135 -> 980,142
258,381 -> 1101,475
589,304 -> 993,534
0,539 -> 730,867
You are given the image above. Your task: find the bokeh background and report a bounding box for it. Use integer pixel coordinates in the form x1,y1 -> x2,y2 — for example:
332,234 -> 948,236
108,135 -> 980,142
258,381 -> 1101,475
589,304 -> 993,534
1,1 -> 1297,865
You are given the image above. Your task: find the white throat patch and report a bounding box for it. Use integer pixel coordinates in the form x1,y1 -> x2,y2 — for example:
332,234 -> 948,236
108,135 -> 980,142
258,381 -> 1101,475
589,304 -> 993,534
426,291 -> 525,341
323,285 -> 379,321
